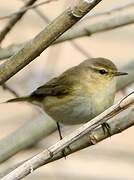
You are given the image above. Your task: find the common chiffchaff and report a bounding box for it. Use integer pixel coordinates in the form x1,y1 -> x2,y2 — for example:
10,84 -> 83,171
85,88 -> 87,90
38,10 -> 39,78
7,58 -> 127,125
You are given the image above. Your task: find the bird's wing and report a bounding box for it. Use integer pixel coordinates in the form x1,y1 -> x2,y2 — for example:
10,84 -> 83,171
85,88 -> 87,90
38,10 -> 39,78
31,75 -> 74,98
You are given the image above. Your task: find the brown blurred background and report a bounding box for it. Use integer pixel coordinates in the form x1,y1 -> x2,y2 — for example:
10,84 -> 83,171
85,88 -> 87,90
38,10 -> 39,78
0,0 -> 134,179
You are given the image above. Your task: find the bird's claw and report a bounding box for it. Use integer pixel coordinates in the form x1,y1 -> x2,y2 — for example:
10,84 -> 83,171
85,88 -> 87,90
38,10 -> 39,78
102,122 -> 111,137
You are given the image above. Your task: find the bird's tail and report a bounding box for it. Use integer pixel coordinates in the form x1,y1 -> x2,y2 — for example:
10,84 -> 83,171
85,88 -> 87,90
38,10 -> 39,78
6,96 -> 30,103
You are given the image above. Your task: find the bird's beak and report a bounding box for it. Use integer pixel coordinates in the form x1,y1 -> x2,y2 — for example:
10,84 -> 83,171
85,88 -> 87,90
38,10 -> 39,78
114,71 -> 128,76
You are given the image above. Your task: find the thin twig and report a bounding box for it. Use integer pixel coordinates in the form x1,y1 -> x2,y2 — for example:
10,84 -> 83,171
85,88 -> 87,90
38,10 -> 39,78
87,0 -> 134,18
2,84 -> 19,97
0,0 -> 37,43
33,8 -> 50,23
0,0 -> 38,100
0,0 -> 59,20
2,92 -> 134,180
71,41 -> 91,58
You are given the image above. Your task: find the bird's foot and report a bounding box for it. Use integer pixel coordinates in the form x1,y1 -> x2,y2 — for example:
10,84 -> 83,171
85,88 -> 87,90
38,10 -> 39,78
101,122 -> 111,137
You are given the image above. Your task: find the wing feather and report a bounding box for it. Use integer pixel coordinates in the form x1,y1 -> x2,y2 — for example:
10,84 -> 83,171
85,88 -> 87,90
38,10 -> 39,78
31,75 -> 73,98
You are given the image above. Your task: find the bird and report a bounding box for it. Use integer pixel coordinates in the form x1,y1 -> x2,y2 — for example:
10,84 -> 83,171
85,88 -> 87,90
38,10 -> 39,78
6,57 -> 127,135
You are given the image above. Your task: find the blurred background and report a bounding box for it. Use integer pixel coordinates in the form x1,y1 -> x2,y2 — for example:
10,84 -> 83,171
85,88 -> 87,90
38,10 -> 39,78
0,0 -> 134,179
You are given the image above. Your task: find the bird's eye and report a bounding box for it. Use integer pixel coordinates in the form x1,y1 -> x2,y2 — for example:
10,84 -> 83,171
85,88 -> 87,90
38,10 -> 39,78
99,69 -> 108,75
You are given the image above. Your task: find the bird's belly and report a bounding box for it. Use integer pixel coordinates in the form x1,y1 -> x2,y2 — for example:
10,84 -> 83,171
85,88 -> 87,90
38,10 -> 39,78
43,96 -> 92,125
43,92 -> 114,125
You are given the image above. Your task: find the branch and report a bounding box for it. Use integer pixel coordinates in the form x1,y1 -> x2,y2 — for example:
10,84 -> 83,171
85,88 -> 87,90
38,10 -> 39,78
0,4 -> 134,60
0,0 -> 38,43
29,2 -> 92,58
0,0 -> 103,84
0,59 -> 133,164
0,43 -> 26,60
0,161 -> 25,179
1,106 -> 134,178
2,92 -> 134,180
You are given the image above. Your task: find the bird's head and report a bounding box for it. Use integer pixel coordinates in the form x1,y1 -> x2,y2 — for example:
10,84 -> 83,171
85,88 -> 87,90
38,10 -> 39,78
80,58 -> 128,83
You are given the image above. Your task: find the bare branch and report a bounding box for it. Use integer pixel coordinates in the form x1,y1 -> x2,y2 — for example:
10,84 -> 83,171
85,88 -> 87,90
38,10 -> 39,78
0,43 -> 26,60
0,4 -> 134,60
0,160 -> 25,178
0,105 -> 134,178
29,2 -> 92,58
22,0 -> 92,59
2,92 -> 134,180
1,106 -> 134,178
